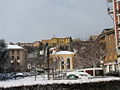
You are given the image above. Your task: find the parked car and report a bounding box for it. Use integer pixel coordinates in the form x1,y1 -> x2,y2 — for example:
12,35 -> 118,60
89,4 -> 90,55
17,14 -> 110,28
0,73 -> 8,80
13,72 -> 24,79
66,72 -> 92,80
76,68 -> 104,77
0,73 -> 14,80
105,71 -> 119,77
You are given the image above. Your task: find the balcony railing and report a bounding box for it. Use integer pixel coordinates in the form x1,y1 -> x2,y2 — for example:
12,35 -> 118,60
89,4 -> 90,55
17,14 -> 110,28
107,7 -> 113,14
107,0 -> 113,2
118,21 -> 120,25
116,0 -> 120,3
117,13 -> 120,17
118,27 -> 120,31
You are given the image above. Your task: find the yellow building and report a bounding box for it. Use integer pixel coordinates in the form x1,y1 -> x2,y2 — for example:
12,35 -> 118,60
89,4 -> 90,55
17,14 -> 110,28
90,35 -> 98,41
42,37 -> 72,46
7,45 -> 27,71
41,39 -> 51,46
33,41 -> 42,47
50,51 -> 75,71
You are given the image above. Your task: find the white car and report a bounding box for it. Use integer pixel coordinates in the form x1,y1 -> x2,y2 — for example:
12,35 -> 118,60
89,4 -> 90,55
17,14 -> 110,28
66,72 -> 92,80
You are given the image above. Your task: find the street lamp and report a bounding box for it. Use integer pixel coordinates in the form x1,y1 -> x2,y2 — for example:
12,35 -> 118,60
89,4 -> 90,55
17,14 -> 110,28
39,43 -> 50,80
100,60 -> 104,68
115,60 -> 118,72
11,59 -> 20,79
45,43 -> 50,80
11,59 -> 20,71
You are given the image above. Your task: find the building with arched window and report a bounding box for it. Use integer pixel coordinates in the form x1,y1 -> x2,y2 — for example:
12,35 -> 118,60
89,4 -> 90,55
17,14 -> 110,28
50,51 -> 75,72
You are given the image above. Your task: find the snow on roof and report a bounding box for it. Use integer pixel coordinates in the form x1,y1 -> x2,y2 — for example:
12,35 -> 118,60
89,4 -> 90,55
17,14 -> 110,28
49,47 -> 57,51
7,45 -> 24,49
55,51 -> 75,55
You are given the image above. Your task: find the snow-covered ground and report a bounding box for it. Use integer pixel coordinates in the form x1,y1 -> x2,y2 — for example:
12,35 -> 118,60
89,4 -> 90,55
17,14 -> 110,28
0,75 -> 120,88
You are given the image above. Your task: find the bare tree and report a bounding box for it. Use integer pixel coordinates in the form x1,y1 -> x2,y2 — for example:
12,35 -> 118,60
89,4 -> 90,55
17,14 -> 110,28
71,40 -> 104,69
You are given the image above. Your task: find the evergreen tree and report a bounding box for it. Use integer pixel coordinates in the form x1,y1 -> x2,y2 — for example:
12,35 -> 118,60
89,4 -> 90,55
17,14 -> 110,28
0,39 -> 9,73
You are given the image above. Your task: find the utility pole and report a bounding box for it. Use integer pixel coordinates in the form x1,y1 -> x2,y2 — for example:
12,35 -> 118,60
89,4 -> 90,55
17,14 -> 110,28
45,43 -> 50,80
40,43 -> 50,80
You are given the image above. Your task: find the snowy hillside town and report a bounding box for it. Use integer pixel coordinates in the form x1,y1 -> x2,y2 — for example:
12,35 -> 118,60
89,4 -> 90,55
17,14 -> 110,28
1,0 -> 120,90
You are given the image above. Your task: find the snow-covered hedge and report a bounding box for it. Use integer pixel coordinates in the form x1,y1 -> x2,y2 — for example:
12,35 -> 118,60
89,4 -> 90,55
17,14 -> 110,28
0,80 -> 120,90
0,77 -> 120,90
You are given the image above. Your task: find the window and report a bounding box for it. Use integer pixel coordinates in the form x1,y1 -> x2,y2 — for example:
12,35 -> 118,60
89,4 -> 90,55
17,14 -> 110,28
61,65 -> 64,69
17,50 -> 20,55
67,58 -> 70,69
79,74 -> 87,76
61,60 -> 64,69
67,74 -> 78,79
17,56 -> 20,60
109,65 -> 112,72
85,70 -> 93,76
95,70 -> 103,76
12,50 -> 14,55
12,56 -> 14,60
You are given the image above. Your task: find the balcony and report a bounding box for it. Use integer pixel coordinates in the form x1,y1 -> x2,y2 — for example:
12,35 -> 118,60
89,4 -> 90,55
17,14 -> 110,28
118,27 -> 120,31
117,23 -> 120,28
107,7 -> 113,14
117,8 -> 120,14
117,13 -> 120,17
118,21 -> 120,25
107,0 -> 113,2
116,0 -> 120,3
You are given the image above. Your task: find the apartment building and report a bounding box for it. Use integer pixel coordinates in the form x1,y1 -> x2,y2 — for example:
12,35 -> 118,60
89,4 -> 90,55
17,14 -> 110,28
7,45 -> 27,71
96,28 -> 117,73
107,0 -> 120,72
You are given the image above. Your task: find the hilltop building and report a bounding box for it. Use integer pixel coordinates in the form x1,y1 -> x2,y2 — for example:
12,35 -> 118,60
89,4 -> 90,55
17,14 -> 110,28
90,35 -> 98,41
42,37 -> 72,46
17,41 -> 42,48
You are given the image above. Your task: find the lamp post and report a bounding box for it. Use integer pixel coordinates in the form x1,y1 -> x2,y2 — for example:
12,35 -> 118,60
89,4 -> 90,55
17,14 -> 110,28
11,59 -> 20,71
100,60 -> 104,68
115,60 -> 118,72
11,58 -> 20,79
33,52 -> 38,81
45,43 -> 50,80
39,43 -> 50,80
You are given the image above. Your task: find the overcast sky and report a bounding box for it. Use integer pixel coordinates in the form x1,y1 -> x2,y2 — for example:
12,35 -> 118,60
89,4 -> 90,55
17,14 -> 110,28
0,0 -> 113,43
